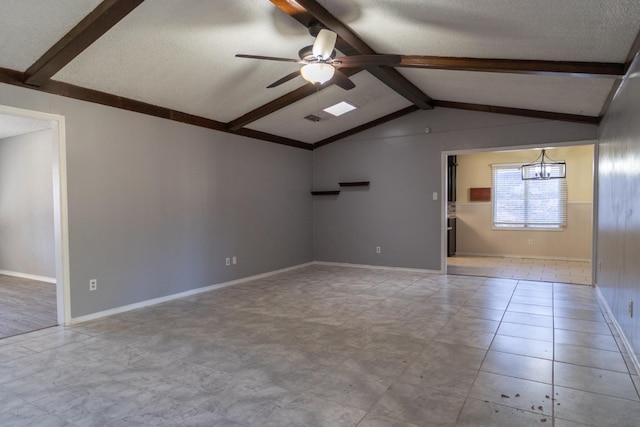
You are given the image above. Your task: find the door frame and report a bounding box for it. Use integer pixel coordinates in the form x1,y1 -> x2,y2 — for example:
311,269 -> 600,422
0,104 -> 70,325
440,140 -> 598,284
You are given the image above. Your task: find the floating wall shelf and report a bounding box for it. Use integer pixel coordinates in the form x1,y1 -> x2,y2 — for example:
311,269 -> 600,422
311,190 -> 340,196
339,181 -> 370,187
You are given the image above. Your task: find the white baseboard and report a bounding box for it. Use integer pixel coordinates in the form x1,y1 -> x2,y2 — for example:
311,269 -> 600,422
595,285 -> 640,376
0,269 -> 56,284
314,261 -> 441,274
452,252 -> 591,262
70,262 -> 313,325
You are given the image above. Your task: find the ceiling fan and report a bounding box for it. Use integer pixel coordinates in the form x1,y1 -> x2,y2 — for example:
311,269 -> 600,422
236,28 -> 401,90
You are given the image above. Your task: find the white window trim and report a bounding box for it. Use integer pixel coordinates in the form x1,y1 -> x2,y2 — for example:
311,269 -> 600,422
491,162 -> 567,231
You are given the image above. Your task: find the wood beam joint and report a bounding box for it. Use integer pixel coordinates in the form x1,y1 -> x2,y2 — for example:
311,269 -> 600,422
24,0 -> 145,87
227,68 -> 362,132
0,67 -> 309,150
270,0 -> 433,110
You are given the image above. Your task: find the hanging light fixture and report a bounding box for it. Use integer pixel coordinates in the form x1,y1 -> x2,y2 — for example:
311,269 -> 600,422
521,149 -> 566,180
300,63 -> 335,85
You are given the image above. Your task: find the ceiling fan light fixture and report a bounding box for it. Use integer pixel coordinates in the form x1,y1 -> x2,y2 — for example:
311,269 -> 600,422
312,29 -> 338,60
300,63 -> 335,85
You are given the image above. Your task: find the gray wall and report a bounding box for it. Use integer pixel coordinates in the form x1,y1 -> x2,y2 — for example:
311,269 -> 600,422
597,56 -> 640,359
0,83 -> 313,318
0,130 -> 55,278
313,108 -> 598,270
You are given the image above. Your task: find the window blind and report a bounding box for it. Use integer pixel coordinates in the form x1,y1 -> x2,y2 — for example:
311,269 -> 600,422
492,163 -> 567,229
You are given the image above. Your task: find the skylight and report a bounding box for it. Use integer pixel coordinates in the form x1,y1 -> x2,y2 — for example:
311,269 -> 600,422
323,101 -> 357,117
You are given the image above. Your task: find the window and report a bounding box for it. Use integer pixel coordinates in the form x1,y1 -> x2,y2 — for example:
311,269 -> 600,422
492,163 -> 567,229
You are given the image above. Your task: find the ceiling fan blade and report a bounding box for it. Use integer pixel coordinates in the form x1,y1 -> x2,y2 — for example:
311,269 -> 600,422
235,54 -> 300,63
312,29 -> 337,60
334,54 -> 401,68
331,70 -> 356,90
266,70 -> 301,88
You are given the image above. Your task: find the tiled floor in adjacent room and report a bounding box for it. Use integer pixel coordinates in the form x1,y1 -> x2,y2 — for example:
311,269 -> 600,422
448,255 -> 592,285
1,264 -> 638,426
0,274 -> 57,339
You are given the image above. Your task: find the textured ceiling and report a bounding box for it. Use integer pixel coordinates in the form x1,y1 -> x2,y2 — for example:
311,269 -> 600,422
0,0 -> 639,146
318,0 -> 640,62
54,0 -> 314,122
400,69 -> 616,116
0,0 -> 103,71
0,114 -> 52,140
247,71 -> 412,143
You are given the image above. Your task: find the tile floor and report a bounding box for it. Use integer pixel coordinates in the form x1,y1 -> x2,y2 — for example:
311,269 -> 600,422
448,256 -> 592,285
1,264 -> 638,426
0,274 -> 57,339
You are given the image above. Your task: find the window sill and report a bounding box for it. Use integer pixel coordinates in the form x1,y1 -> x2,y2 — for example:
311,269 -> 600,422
492,226 -> 565,232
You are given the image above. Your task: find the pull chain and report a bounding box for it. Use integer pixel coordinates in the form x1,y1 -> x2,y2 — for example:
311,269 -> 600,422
315,84 -> 320,120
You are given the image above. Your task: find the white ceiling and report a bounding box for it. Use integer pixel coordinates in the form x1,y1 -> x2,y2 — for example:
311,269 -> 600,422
248,71 -> 412,143
54,0 -> 315,123
0,0 -> 639,145
399,69 -> 616,116
0,114 -> 52,140
0,0 -> 103,71
318,0 -> 640,62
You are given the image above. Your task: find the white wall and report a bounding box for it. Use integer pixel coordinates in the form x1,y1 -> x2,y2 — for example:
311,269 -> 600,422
0,82 -> 313,318
0,130 -> 55,278
313,107 -> 598,270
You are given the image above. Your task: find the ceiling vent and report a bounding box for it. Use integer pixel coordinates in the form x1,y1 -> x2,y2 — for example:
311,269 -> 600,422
304,114 -> 321,122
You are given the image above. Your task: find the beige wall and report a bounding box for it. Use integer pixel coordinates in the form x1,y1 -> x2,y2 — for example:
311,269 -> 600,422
457,145 -> 593,203
455,145 -> 593,260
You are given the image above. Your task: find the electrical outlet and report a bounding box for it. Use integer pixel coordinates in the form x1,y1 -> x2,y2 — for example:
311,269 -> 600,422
225,258 -> 230,266
376,246 -> 381,254
232,256 -> 237,265
528,239 -> 534,245
89,279 -> 97,291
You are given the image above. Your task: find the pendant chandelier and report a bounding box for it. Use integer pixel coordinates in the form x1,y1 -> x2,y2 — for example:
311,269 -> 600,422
521,149 -> 566,180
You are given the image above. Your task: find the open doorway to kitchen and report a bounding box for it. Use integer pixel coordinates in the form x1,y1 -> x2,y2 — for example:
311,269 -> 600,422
443,143 -> 595,285
0,105 -> 69,338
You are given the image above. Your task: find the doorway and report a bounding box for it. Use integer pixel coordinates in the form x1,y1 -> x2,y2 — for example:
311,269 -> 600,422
0,105 -> 69,337
441,143 -> 596,285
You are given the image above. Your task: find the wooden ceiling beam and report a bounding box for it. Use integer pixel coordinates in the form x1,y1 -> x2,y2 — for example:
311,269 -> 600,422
0,67 -> 310,150
270,0 -> 433,109
432,100 -> 600,125
624,25 -> 640,73
398,56 -> 625,78
293,0 -> 375,55
24,0 -> 145,87
313,106 -> 420,149
599,26 -> 640,117
228,68 -> 362,131
313,100 -> 600,148
232,128 -> 312,150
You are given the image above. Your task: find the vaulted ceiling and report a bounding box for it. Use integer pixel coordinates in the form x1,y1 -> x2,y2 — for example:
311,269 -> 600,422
1,0 -> 639,150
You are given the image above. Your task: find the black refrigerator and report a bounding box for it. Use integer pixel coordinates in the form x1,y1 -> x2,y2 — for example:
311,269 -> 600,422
447,156 -> 457,257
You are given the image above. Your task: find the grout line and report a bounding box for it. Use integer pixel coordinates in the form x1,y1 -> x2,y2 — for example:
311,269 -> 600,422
454,277 -> 518,424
